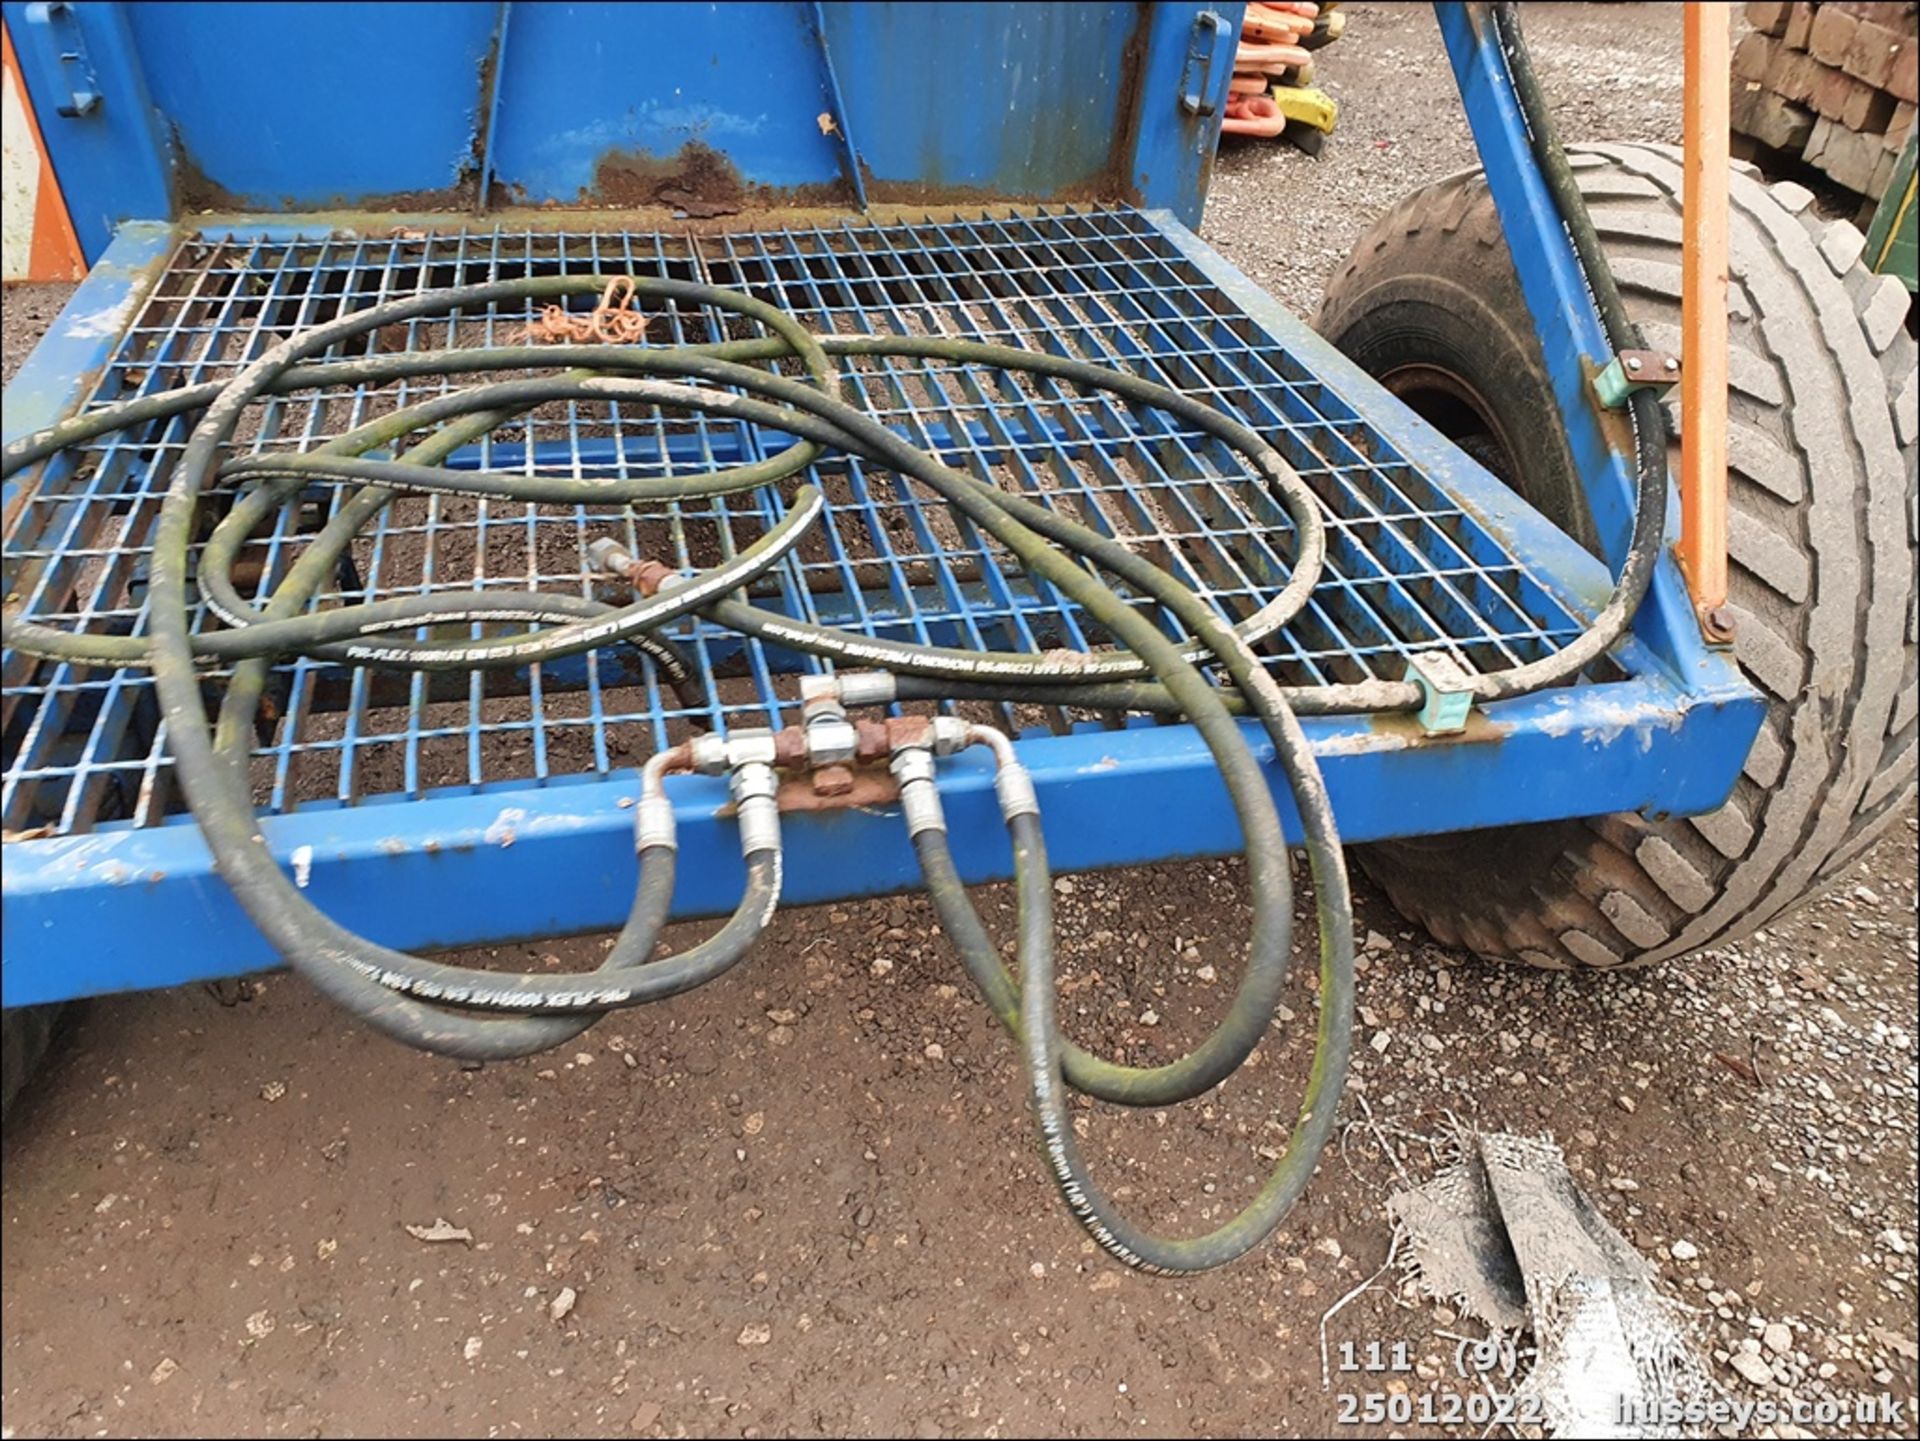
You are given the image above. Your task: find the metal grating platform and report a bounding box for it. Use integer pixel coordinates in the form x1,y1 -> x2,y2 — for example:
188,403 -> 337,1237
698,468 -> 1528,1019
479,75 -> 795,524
3,207 -> 1593,838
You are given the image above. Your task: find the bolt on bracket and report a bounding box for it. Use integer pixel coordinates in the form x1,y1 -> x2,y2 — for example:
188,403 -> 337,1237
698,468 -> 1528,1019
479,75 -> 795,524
1593,348 -> 1681,410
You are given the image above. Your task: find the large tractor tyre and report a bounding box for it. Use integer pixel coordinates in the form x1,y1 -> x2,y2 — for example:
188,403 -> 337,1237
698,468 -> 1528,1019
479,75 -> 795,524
2,1006 -> 63,1119
1315,142 -> 1916,970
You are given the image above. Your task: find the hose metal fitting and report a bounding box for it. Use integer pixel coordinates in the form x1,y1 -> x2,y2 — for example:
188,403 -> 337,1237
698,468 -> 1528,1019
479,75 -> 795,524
962,723 -> 1018,769
889,746 -> 946,837
835,671 -> 898,709
636,745 -> 691,852
728,730 -> 779,770
805,714 -> 857,767
793,674 -> 856,766
797,672 -> 842,712
691,728 -> 778,777
962,724 -> 1038,821
635,792 -> 678,852
729,760 -> 782,857
689,732 -> 730,776
928,715 -> 970,756
587,536 -> 633,575
994,762 -> 1039,822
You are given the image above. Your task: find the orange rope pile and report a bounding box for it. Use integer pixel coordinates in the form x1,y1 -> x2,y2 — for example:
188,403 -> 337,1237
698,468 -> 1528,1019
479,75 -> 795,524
524,276 -> 650,344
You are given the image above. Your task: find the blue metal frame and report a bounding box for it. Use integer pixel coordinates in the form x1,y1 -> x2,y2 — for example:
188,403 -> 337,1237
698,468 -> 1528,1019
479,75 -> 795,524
1434,4 -> 1739,694
1,206 -> 1763,1007
4,671 -> 1756,1007
1,4 -> 1767,1008
2,0 -> 168,258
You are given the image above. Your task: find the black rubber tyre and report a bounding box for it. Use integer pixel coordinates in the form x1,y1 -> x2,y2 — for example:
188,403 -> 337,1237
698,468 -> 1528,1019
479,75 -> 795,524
2,1006 -> 62,1119
1316,143 -> 1917,969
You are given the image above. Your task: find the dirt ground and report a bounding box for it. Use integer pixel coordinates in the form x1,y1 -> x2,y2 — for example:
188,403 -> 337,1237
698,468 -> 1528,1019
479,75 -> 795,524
3,5 -> 1916,1439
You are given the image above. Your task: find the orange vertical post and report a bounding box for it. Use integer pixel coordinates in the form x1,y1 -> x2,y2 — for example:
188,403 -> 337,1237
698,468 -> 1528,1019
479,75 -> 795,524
1681,2 -> 1731,633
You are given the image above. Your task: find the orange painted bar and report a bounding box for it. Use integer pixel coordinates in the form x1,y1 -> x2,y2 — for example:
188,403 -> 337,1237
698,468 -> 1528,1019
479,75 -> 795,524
1680,2 -> 1730,619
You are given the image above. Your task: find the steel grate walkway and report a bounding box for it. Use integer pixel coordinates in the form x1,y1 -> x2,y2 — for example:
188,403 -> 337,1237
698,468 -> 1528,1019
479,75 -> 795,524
2,207 -> 1592,838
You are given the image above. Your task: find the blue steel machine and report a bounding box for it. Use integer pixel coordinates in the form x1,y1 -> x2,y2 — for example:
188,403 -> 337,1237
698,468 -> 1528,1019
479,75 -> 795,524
4,2 -> 1908,1271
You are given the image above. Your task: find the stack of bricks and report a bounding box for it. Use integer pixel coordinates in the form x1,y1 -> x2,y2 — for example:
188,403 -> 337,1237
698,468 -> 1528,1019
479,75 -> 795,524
1736,1 -> 1916,219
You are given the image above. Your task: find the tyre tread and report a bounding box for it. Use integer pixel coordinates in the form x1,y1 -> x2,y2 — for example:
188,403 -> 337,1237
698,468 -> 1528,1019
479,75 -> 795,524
1318,143 -> 1916,969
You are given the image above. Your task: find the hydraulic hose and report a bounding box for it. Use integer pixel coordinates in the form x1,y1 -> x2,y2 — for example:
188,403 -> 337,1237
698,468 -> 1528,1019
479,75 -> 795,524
5,330 -> 1655,712
0,9 -> 1659,1264
4,276 -> 1350,1266
1492,0 -> 1673,633
897,716 -> 1351,1273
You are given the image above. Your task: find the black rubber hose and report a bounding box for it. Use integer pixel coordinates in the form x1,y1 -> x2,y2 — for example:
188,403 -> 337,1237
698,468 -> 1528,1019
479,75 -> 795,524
1012,754 -> 1351,1275
0,47 -> 1656,1265
6,276 -> 1286,1049
14,278 -> 823,1051
187,388 -> 780,1053
528,365 -> 1330,1117
17,318 -> 1305,1043
915,813 -> 1279,1109
5,325 -> 1657,712
1493,2 -> 1639,347
1491,0 -> 1672,652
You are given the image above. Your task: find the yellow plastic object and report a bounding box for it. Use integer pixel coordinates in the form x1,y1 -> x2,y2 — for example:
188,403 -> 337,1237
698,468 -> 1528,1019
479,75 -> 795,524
1267,84 -> 1338,134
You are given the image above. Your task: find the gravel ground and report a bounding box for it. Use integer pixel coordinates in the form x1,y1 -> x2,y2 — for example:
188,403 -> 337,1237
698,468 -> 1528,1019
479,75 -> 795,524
3,5 -> 1916,1438
1204,3 -> 1693,320
1,286 -> 81,386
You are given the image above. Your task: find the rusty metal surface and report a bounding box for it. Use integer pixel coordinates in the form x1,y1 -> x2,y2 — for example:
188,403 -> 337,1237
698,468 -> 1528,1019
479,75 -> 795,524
17,3 -> 1241,255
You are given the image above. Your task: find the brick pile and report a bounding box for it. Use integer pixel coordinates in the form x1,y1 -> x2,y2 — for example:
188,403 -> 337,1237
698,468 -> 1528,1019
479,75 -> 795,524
1735,1 -> 1916,218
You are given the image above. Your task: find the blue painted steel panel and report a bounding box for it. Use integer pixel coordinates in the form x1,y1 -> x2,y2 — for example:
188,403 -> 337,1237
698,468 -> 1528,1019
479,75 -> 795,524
805,1 -> 868,208
9,3 -> 1237,241
1,671 -> 1760,1007
119,1 -> 502,209
488,1 -> 849,202
1128,5 -> 1240,227
824,2 -> 1138,196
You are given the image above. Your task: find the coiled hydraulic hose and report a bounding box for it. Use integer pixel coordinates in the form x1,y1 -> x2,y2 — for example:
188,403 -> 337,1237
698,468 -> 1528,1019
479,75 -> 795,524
1,8 -> 1655,1267
2,275 -> 1351,1267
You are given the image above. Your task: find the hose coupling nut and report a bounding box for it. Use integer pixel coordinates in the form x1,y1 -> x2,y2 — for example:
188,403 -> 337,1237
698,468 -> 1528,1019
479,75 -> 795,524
587,537 -> 634,575
689,732 -> 731,776
728,729 -> 779,771
803,712 -> 858,768
994,761 -> 1040,822
889,746 -> 946,837
729,760 -> 782,856
635,791 -> 678,853
797,672 -> 842,711
800,672 -> 856,763
589,538 -> 681,597
694,728 -> 778,776
928,715 -> 970,756
835,671 -> 898,709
